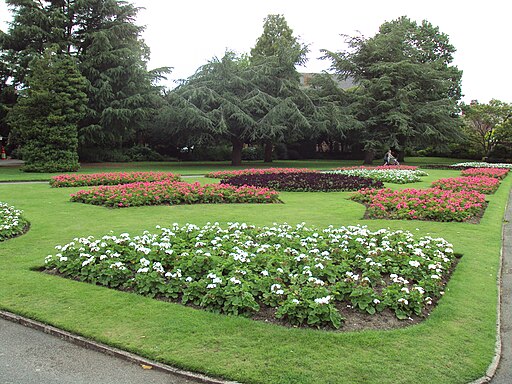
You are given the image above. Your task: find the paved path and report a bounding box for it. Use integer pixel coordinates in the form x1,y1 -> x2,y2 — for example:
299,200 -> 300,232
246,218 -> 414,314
489,186 -> 512,383
0,317 -> 200,384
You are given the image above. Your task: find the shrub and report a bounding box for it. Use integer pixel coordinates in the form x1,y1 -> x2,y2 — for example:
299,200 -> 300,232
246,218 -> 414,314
432,176 -> 500,194
44,223 -> 458,328
70,181 -> 281,207
50,172 -> 181,188
222,172 -> 383,192
0,202 -> 30,241
351,188 -> 486,222
205,168 -> 317,179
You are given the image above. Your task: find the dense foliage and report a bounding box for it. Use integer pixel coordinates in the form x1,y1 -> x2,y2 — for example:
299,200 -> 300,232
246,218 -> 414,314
322,16 -> 463,163
222,172 -> 383,192
7,49 -> 87,172
0,201 -> 29,241
70,181 -> 281,208
44,223 -> 457,328
50,172 -> 181,187
1,0 -> 167,162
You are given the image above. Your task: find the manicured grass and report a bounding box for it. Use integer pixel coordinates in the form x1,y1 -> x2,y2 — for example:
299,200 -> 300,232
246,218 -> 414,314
0,157 -> 471,182
0,164 -> 507,384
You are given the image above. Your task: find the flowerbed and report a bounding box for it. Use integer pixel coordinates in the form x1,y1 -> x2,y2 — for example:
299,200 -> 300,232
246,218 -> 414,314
337,165 -> 420,171
44,223 -> 457,329
351,188 -> 486,222
461,167 -> 509,179
70,181 -> 281,208
221,172 -> 383,192
451,162 -> 512,169
0,202 -> 30,241
327,168 -> 428,184
432,176 -> 500,194
50,172 -> 182,187
205,168 -> 318,179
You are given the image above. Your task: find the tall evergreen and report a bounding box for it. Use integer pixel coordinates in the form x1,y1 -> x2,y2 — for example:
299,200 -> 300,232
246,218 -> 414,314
323,16 -> 463,163
250,14 -> 309,162
0,0 -> 168,161
7,48 -> 87,172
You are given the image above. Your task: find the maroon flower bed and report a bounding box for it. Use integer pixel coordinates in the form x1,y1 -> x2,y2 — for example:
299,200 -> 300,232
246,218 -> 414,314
221,172 -> 383,192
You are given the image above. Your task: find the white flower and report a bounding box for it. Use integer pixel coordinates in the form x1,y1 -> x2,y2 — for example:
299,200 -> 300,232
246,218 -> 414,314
261,270 -> 269,276
270,284 -> 282,291
314,296 -> 331,305
207,283 -> 217,289
409,260 -> 420,268
373,299 -> 380,304
431,274 -> 440,279
185,276 -> 193,282
292,299 -> 300,304
398,298 -> 409,305
229,277 -> 241,285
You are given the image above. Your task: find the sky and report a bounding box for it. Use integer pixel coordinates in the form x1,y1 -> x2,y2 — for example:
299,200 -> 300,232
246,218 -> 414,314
1,0 -> 511,104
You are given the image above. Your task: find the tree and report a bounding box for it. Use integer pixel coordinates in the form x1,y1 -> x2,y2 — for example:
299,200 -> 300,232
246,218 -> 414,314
322,16 -> 463,163
250,14 -> 309,162
160,51 -> 311,166
7,48 -> 87,172
0,0 -> 169,161
461,99 -> 512,159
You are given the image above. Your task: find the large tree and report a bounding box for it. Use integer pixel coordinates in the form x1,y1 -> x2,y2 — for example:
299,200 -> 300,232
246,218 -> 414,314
1,0 -> 168,160
461,99 -> 512,159
160,51 -> 311,166
7,48 -> 87,172
323,16 -> 463,163
250,14 -> 309,162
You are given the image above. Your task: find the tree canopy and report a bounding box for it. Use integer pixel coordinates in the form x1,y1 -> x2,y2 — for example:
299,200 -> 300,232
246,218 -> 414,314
322,16 -> 463,163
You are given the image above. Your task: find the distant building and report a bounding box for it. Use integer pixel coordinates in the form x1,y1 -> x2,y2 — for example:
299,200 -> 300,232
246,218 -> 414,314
299,72 -> 356,90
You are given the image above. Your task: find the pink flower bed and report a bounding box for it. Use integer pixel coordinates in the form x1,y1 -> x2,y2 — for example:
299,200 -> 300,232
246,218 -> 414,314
50,172 -> 181,187
351,188 -> 486,222
205,168 -> 317,179
461,167 -> 509,179
70,180 -> 281,207
432,176 -> 500,194
336,165 -> 419,171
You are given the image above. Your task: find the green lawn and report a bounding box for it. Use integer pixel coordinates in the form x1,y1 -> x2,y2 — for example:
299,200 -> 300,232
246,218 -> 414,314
0,160 -> 506,384
0,156 -> 470,182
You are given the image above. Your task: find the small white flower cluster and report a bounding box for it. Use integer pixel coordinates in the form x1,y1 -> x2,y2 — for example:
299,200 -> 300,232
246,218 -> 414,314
45,222 -> 456,323
0,202 -> 28,241
451,162 -> 512,169
326,169 -> 428,184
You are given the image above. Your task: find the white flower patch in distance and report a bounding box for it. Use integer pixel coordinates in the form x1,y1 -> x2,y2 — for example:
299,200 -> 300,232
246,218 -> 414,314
0,201 -> 29,241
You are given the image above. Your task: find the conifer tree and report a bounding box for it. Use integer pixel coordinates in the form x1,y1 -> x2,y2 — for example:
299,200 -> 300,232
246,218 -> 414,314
7,48 -> 87,172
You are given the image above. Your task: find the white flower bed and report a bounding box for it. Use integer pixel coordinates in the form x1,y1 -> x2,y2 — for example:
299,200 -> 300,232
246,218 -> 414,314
451,162 -> 512,169
0,202 -> 29,241
326,169 -> 428,184
45,222 -> 457,329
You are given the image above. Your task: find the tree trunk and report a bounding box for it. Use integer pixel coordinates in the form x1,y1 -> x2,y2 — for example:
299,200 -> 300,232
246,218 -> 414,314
363,150 -> 375,165
397,151 -> 405,163
264,140 -> 273,163
231,138 -> 243,166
